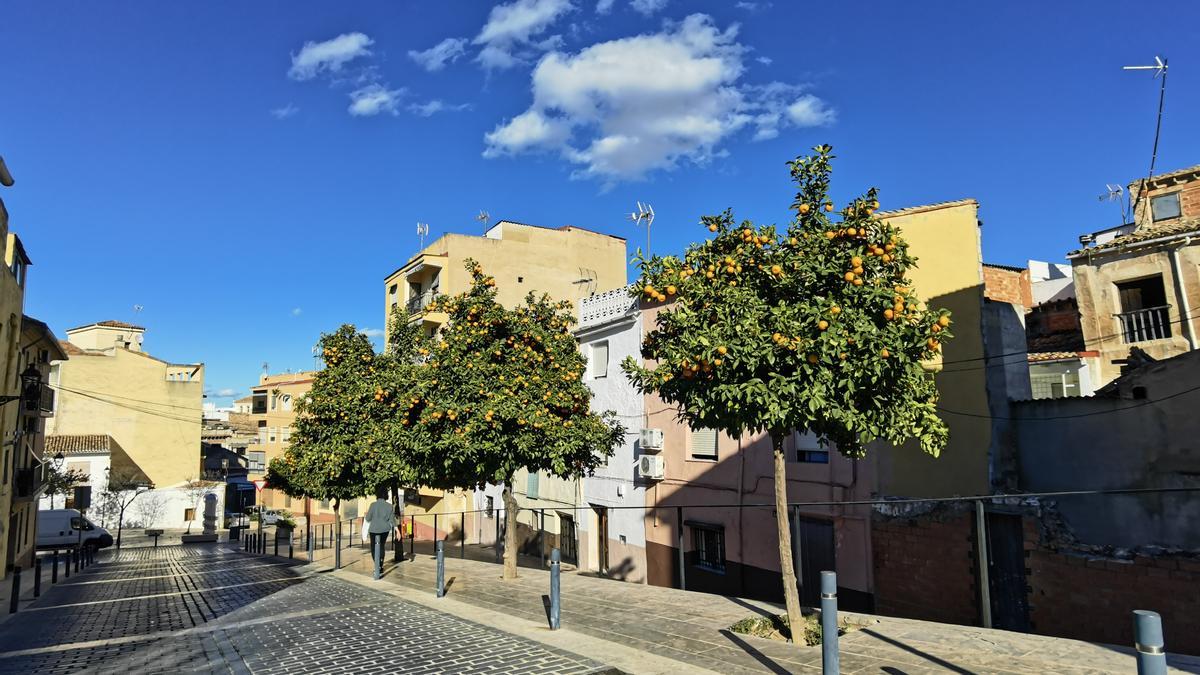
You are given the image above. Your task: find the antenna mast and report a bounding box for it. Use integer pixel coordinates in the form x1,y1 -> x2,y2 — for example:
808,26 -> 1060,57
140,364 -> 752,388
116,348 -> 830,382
1122,55 -> 1169,220
476,210 -> 490,234
416,222 -> 429,249
627,201 -> 655,257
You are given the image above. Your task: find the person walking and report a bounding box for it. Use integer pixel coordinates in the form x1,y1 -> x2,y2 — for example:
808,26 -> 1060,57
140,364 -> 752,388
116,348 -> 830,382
365,487 -> 397,580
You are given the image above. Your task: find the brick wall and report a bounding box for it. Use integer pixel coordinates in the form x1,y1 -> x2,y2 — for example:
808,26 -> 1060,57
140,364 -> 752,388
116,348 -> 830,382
1028,550 -> 1200,655
982,265 -> 1033,308
872,512 -> 979,626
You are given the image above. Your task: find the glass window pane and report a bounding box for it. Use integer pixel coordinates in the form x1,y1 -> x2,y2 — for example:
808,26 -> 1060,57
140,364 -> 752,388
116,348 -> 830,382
1151,193 -> 1181,221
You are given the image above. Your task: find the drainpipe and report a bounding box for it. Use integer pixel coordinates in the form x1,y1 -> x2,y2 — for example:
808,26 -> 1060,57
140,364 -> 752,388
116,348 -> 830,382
1169,237 -> 1197,350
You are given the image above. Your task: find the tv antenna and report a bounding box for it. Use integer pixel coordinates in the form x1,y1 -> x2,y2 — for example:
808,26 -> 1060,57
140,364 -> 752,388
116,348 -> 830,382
1122,55 -> 1169,221
627,201 -> 654,257
1097,184 -> 1127,224
261,361 -> 269,375
573,267 -> 598,296
132,304 -> 144,317
416,222 -> 429,249
476,210 -> 490,233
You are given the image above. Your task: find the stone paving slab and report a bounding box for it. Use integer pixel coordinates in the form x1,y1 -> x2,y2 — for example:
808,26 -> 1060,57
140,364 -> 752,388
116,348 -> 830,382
309,541 -> 1200,674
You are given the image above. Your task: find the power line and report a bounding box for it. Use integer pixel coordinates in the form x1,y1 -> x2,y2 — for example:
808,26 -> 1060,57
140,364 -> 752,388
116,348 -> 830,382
936,380 -> 1200,421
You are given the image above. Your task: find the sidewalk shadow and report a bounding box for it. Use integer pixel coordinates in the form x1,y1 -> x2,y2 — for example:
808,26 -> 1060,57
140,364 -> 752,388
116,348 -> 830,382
719,629 -> 790,675
862,629 -> 974,674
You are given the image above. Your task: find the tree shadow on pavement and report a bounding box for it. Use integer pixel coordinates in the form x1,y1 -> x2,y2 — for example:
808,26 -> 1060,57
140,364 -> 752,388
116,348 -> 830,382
719,629 -> 791,674
863,629 -> 974,674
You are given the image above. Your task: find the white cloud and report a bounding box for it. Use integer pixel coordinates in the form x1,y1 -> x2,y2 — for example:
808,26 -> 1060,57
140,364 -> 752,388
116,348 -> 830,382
595,0 -> 615,12
291,307 -> 303,316
756,56 -> 772,65
408,37 -> 468,72
735,1 -> 771,9
348,84 -> 405,116
474,0 -> 574,71
408,100 -> 471,117
288,32 -> 374,81
482,14 -> 834,183
271,103 -> 299,119
216,388 -> 238,398
786,94 -> 836,127
361,328 -> 386,338
630,0 -> 667,16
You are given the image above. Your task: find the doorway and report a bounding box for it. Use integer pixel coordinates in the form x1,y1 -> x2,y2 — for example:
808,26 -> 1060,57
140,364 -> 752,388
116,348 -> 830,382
593,505 -> 609,574
986,512 -> 1031,631
794,516 -> 836,607
560,514 -> 578,565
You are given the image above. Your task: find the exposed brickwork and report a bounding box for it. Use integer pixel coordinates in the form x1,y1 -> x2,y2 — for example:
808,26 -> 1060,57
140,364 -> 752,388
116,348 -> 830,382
983,264 -> 1033,308
1028,550 -> 1200,655
872,512 -> 979,626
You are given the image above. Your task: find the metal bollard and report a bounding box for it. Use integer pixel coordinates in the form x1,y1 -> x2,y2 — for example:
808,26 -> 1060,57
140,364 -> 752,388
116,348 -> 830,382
335,529 -> 342,570
349,520 -> 354,548
308,532 -> 315,562
434,514 -> 439,546
289,536 -> 294,559
244,535 -> 249,552
34,558 -> 42,598
549,548 -> 561,630
820,570 -> 839,675
373,535 -> 382,581
274,532 -> 279,557
9,566 -> 21,614
51,551 -> 59,584
1133,610 -> 1167,675
409,515 -> 415,561
436,540 -> 445,598
495,511 -> 502,564
64,551 -> 70,579
75,548 -> 80,573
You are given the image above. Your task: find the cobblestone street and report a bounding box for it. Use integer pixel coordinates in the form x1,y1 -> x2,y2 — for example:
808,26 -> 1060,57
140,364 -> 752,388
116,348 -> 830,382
0,546 -> 610,674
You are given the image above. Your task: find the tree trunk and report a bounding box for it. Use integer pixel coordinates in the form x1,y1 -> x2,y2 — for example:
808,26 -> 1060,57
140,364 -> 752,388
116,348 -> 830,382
116,505 -> 126,550
502,482 -> 519,580
772,434 -> 804,640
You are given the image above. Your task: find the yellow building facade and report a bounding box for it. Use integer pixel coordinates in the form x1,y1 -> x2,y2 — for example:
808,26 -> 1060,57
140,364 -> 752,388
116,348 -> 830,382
49,322 -> 204,492
384,219 -> 629,538
0,194 -> 34,579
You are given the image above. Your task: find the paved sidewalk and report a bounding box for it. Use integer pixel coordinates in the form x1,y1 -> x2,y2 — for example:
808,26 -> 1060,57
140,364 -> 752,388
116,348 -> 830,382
0,544 -> 615,674
301,540 -> 1200,674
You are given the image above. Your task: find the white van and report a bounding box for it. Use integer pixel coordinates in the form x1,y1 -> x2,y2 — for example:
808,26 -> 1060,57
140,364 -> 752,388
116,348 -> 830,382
37,509 -> 114,549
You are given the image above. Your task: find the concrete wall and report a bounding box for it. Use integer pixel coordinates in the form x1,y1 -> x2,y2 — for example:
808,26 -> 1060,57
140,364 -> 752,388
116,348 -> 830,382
873,200 -> 996,498
50,348 -> 203,490
1013,350 -> 1200,549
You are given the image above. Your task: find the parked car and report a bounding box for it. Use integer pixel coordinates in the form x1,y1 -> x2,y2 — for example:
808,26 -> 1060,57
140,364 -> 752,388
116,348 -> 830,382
37,509 -> 114,549
250,508 -> 290,526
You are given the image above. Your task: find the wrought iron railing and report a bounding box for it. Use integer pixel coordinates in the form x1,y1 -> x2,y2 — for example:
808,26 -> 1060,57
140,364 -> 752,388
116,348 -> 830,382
1116,305 -> 1172,344
406,290 -> 436,314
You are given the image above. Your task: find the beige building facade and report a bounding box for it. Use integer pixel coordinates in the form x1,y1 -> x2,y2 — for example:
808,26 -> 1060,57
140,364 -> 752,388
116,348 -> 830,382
1069,164 -> 1200,387
48,321 -> 207,528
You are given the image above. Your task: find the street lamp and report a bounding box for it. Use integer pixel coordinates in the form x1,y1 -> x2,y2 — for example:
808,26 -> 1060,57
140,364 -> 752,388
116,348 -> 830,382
0,364 -> 42,407
51,451 -> 65,471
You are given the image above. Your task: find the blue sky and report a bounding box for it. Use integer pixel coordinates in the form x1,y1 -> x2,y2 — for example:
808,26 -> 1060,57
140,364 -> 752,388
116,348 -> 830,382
2,1 -> 1198,405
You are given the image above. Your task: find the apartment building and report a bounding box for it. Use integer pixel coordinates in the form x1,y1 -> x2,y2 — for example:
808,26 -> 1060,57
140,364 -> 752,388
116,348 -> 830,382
47,321 -> 208,528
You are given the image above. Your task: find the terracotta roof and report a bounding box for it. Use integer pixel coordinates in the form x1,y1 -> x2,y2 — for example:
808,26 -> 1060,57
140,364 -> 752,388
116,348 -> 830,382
1135,163 -> 1200,188
58,340 -> 101,357
1069,218 -> 1200,256
1027,352 -> 1083,363
66,320 -> 145,332
1028,331 -> 1085,354
45,434 -> 113,456
876,198 -> 978,219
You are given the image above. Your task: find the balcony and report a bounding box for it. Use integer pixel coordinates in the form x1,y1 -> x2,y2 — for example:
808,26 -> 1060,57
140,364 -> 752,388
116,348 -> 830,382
407,290 -> 437,315
14,466 -> 40,501
22,383 -> 54,417
1117,305 -> 1172,344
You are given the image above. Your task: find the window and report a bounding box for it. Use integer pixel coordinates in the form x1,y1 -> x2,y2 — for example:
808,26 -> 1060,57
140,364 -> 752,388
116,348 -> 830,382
691,523 -> 726,572
1151,193 -> 1181,222
10,257 -> 26,288
268,427 -> 277,443
247,451 -> 266,472
281,395 -> 292,412
1116,276 -> 1171,343
486,496 -> 494,518
184,508 -> 196,522
527,471 -> 540,499
280,427 -> 291,444
792,430 -> 830,463
590,341 -> 609,379
690,427 -> 718,461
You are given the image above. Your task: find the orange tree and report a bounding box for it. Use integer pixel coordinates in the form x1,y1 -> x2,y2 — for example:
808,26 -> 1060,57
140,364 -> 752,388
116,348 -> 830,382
622,145 -> 953,633
267,323 -> 423,542
401,260 -> 624,579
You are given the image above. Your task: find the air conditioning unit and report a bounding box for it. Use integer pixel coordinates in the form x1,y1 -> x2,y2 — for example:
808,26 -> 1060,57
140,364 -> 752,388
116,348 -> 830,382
640,428 -> 664,452
638,455 -> 665,481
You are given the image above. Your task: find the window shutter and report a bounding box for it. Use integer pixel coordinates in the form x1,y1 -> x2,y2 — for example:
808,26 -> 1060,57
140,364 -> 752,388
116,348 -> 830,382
591,342 -> 609,378
690,428 -> 718,459
527,472 -> 540,499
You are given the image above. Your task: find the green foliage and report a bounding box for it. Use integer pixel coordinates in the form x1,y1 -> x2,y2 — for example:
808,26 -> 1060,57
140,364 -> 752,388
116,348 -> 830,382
267,319 -> 426,504
43,465 -> 90,505
622,145 -> 954,457
399,260 -> 625,489
729,614 -> 843,645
